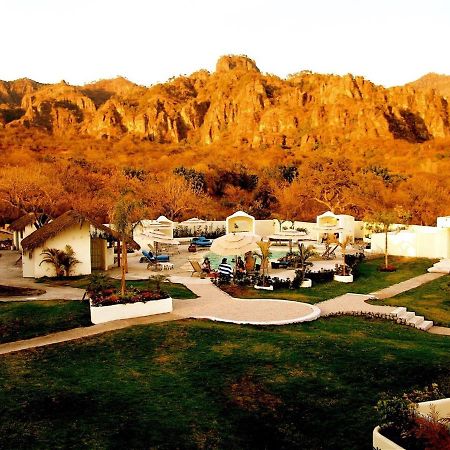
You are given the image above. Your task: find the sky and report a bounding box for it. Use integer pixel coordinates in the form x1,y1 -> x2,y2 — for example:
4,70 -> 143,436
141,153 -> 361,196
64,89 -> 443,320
2,0 -> 450,87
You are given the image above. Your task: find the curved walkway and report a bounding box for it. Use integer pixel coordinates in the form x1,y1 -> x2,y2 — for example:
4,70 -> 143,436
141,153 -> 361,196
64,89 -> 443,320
170,277 -> 320,325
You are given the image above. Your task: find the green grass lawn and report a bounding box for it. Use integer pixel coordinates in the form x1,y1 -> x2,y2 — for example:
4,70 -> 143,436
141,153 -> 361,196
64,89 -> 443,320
0,318 -> 448,449
0,300 -> 91,344
40,276 -> 197,299
369,274 -> 450,327
223,257 -> 436,304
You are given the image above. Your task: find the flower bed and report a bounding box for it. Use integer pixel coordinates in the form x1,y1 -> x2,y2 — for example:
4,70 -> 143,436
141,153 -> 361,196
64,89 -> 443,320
87,274 -> 173,324
90,296 -> 173,324
374,385 -> 450,450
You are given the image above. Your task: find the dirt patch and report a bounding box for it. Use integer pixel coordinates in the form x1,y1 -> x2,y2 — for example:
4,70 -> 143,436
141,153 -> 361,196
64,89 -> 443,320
0,285 -> 45,297
229,375 -> 282,413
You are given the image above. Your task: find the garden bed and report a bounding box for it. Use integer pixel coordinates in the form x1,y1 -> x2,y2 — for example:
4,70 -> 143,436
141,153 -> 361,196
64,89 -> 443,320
90,296 -> 173,324
0,285 -> 46,298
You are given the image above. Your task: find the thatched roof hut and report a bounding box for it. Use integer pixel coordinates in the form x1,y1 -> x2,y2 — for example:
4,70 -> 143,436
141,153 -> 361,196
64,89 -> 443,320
21,210 -> 140,252
8,213 -> 37,232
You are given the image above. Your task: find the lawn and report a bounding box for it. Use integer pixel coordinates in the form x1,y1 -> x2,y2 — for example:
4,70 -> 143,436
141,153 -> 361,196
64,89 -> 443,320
39,276 -> 197,299
0,300 -> 90,344
369,274 -> 450,327
0,318 -> 449,449
223,256 -> 436,304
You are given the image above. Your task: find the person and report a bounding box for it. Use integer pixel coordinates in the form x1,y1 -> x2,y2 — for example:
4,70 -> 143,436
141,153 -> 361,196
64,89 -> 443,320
201,257 -> 211,273
236,256 -> 245,275
217,257 -> 233,281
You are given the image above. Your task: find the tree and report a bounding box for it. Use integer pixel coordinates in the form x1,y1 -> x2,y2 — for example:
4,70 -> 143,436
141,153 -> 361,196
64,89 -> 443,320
365,209 -> 409,270
0,165 -> 60,220
256,240 -> 272,281
295,243 -> 316,284
328,235 -> 352,275
39,245 -> 80,278
147,175 -> 209,221
112,197 -> 140,296
303,157 -> 356,213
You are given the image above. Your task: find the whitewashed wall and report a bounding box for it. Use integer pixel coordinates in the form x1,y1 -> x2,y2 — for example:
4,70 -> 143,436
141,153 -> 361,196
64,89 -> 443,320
23,222 -> 92,278
370,227 -> 450,259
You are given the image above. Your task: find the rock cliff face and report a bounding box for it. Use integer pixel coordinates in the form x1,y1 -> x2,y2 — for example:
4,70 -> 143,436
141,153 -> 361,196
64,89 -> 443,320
1,56 -> 450,146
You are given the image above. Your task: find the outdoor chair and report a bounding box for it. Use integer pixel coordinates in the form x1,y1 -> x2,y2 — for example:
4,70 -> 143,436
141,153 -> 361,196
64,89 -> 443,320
191,236 -> 212,247
141,250 -> 170,264
189,260 -> 204,277
321,243 -> 338,260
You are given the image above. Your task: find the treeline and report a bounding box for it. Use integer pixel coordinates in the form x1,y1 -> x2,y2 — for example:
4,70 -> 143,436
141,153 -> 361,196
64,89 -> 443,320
0,130 -> 449,225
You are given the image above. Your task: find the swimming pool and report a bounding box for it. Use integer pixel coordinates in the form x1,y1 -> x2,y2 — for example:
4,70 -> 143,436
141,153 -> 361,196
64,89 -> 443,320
204,250 -> 289,269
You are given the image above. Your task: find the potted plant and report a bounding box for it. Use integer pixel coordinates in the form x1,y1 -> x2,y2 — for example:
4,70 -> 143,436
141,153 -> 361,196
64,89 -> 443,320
86,273 -> 173,324
326,235 -> 354,282
294,243 -> 316,288
373,385 -> 450,450
254,240 -> 274,290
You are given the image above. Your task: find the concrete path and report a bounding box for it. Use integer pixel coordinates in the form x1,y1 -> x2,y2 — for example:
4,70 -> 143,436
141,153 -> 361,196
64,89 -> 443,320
370,273 -> 444,299
317,293 -> 395,316
0,250 -> 85,301
316,272 -> 449,335
0,312 -> 179,355
171,277 -> 320,325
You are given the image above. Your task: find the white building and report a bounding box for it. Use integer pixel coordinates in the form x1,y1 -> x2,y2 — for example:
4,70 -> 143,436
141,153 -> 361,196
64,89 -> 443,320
316,211 -> 355,243
21,210 -> 139,278
8,213 -> 39,251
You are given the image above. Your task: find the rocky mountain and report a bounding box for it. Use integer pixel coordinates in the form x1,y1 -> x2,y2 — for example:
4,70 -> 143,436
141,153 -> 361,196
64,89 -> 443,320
407,72 -> 450,99
1,56 -> 450,148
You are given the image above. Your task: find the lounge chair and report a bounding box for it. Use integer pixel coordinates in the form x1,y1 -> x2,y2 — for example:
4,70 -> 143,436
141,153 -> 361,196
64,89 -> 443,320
141,250 -> 170,264
189,260 -> 204,277
191,236 -> 212,247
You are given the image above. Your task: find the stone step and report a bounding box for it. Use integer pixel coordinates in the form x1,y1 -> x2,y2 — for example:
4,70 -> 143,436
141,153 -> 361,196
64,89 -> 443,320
408,315 -> 425,327
418,320 -> 434,331
398,311 -> 415,321
392,307 -> 407,317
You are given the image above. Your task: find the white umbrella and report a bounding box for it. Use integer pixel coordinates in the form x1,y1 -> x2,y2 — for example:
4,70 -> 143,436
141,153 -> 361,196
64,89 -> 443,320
210,232 -> 261,256
181,217 -> 207,225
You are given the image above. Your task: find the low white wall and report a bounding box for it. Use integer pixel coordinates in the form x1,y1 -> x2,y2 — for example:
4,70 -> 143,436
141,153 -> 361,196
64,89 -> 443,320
371,228 -> 450,259
24,222 -> 92,278
90,297 -> 173,324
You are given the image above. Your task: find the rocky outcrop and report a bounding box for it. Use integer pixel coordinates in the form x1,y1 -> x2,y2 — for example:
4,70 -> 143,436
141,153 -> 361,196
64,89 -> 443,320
2,56 -> 450,145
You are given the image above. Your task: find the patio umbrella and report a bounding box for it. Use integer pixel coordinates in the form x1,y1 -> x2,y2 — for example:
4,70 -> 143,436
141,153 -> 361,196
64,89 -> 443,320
210,232 -> 261,256
181,217 -> 207,225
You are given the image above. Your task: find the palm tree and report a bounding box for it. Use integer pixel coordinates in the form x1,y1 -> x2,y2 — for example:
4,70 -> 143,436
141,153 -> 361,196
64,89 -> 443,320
295,243 -> 316,285
40,245 -> 80,278
112,197 -> 139,296
328,235 -> 352,276
256,240 -> 272,281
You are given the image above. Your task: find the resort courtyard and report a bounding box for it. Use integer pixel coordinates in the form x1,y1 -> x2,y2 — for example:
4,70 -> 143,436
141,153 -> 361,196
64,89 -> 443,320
0,234 -> 449,449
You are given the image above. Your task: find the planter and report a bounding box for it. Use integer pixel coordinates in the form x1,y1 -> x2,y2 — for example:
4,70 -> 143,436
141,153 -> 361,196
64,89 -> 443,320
373,398 -> 450,450
254,285 -> 274,291
300,278 -> 312,288
373,426 -> 405,450
334,274 -> 354,283
90,297 -> 173,324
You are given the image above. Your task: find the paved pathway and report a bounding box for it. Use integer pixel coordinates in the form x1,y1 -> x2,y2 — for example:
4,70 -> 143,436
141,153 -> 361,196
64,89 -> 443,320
316,272 -> 449,336
370,273 -> 444,299
0,312 -> 179,355
171,277 -> 320,325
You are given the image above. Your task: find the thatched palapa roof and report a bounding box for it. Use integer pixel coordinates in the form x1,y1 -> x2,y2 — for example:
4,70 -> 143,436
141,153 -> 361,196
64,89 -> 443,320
21,210 -> 140,252
8,213 -> 36,232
